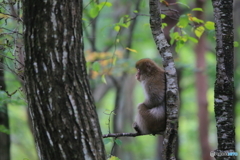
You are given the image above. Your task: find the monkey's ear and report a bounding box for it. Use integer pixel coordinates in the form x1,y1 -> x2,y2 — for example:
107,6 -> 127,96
145,62 -> 153,72
146,66 -> 151,73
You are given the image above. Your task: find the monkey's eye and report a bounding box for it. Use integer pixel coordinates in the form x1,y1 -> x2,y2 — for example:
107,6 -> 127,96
137,69 -> 141,74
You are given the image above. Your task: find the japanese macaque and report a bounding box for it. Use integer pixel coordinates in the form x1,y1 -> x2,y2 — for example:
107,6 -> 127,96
133,58 -> 166,134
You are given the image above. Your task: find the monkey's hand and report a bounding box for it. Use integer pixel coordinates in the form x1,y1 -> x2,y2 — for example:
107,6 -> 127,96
133,122 -> 142,134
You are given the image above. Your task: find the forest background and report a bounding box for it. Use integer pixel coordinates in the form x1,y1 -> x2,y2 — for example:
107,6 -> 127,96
0,0 -> 239,160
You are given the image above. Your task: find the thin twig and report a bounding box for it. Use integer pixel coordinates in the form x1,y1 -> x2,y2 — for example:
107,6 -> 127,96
0,12 -> 23,22
0,53 -> 24,66
102,132 -> 163,138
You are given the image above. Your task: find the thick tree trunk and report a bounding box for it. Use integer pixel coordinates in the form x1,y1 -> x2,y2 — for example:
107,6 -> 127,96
0,57 -> 10,160
194,1 -> 212,160
23,1 -> 106,159
212,0 -> 236,159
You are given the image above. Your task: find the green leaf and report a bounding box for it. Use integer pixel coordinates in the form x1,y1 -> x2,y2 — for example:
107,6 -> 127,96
176,2 -> 190,8
126,47 -> 138,53
99,2 -> 112,8
101,75 -> 107,84
171,32 -> 181,40
194,26 -> 205,38
115,139 -> 122,146
175,40 -> 185,53
181,35 -> 188,42
162,23 -> 167,29
103,138 -> 112,145
89,4 -> 99,18
92,62 -> 101,72
114,25 -> 120,32
170,31 -> 180,45
192,8 -> 203,12
115,22 -> 124,28
188,36 -> 198,43
192,17 -> 204,23
177,15 -> 189,28
204,21 -> 215,30
207,30 -> 216,39
97,2 -> 112,11
234,41 -> 239,47
161,14 -> 166,19
108,156 -> 121,160
0,125 -> 10,134
124,20 -> 131,28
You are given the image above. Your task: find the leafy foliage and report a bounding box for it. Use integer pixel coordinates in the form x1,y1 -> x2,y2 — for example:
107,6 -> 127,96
114,15 -> 132,32
85,50 -> 135,82
169,9 -> 216,52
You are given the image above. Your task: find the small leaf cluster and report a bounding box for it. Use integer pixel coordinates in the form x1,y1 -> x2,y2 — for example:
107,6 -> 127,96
88,2 -> 112,18
104,138 -> 122,160
104,137 -> 122,146
114,15 -> 132,32
169,8 -> 215,52
85,50 -> 135,84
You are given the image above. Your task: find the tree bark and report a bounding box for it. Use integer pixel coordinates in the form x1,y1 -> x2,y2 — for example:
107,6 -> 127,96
212,0 -> 236,159
23,1 -> 106,159
194,1 -> 212,160
0,57 -> 10,160
149,1 -> 179,160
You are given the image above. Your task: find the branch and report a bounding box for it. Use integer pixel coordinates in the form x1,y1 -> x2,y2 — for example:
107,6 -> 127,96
0,12 -> 23,22
0,53 -> 24,67
102,132 -> 164,138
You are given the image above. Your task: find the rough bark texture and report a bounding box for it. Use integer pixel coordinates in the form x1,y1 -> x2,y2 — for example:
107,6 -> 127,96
0,58 -> 10,160
149,1 -> 179,160
23,1 -> 106,159
212,0 -> 236,159
194,0 -> 212,160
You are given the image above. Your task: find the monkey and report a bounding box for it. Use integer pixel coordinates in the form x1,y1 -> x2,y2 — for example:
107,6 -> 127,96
133,58 -> 166,134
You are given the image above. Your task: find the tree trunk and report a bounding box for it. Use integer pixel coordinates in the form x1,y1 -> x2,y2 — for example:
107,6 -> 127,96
23,1 -> 106,159
0,57 -> 10,160
149,1 -> 179,160
194,1 -> 212,160
212,0 -> 236,159
159,1 -> 181,159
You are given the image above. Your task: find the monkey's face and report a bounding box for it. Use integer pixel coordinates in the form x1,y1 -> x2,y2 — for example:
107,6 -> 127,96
136,69 -> 141,81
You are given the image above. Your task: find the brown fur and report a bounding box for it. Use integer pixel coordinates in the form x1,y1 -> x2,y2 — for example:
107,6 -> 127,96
134,59 -> 166,134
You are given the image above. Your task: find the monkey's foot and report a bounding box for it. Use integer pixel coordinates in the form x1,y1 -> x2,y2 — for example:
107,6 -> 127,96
133,122 -> 142,134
